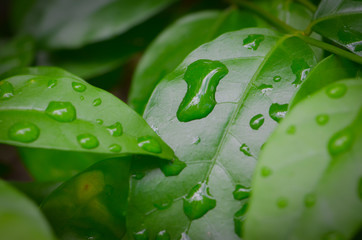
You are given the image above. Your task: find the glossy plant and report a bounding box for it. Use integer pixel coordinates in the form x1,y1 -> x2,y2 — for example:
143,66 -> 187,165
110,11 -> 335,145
0,0 -> 361,240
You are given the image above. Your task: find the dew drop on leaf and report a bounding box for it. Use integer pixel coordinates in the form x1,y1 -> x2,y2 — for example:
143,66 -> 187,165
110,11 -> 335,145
243,34 -> 264,50
133,229 -> 149,240
77,133 -> 99,149
249,114 -> 264,130
137,136 -> 162,153
269,103 -> 288,123
304,193 -> 316,207
261,166 -> 272,177
258,84 -> 273,95
316,114 -> 329,126
179,232 -> 191,240
153,199 -> 173,210
160,157 -> 186,177
192,136 -> 201,145
234,202 -> 248,238
72,82 -> 86,92
328,128 -> 354,156
276,197 -> 288,208
92,98 -> 102,106
108,144 -> 121,153
106,122 -> 123,137
273,76 -> 281,82
80,96 -> 84,101
240,143 -> 252,156
183,181 -> 216,220
233,184 -> 251,200
291,58 -> 310,87
156,230 -> 171,240
286,125 -> 296,135
177,59 -> 228,122
45,101 -> 77,122
8,122 -> 40,143
0,81 -> 14,100
47,79 -> 57,88
132,172 -> 145,180
326,83 -> 347,99
322,231 -> 345,240
96,119 -> 103,125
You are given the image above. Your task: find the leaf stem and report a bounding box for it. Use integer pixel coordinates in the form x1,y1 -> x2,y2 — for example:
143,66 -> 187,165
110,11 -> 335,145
294,0 -> 317,12
296,34 -> 362,64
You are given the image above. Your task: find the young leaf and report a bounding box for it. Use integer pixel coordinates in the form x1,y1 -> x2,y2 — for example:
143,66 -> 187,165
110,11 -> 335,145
0,67 -> 174,160
289,54 -> 362,108
312,0 -> 362,56
245,79 -> 362,240
128,9 -> 269,114
0,179 -> 55,240
41,157 -> 130,240
126,28 -> 317,239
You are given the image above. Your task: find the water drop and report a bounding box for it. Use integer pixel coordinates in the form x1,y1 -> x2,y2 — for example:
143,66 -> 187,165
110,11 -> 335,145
322,231 -> 345,240
358,177 -> 362,200
0,81 -> 14,100
96,119 -> 103,125
156,230 -> 170,240
106,122 -> 123,137
316,114 -> 329,126
179,232 -> 191,240
80,96 -> 84,101
192,136 -> 201,145
138,136 -> 162,153
234,203 -> 248,238
177,59 -> 228,122
243,34 -> 264,50
183,181 -> 216,220
132,172 -> 145,180
273,76 -> 281,82
261,166 -> 272,177
326,83 -> 347,99
47,79 -> 57,88
276,197 -> 288,208
109,144 -> 121,153
269,103 -> 288,123
8,122 -> 40,143
258,84 -> 273,95
328,128 -> 354,156
286,125 -> 296,135
233,184 -> 251,200
304,193 -> 316,207
249,114 -> 264,130
45,101 -> 76,122
240,143 -> 252,156
72,82 -> 86,92
133,229 -> 149,240
160,157 -> 186,177
291,58 -> 310,87
77,134 -> 99,149
153,199 -> 173,210
93,98 -> 102,106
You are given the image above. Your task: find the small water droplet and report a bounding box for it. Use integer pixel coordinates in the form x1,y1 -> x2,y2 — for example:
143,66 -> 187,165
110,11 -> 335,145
177,59 -> 228,122
47,79 -> 57,88
261,166 -> 272,177
151,125 -> 159,134
45,101 -> 76,122
138,136 -> 162,153
322,231 -> 345,240
0,81 -> 14,100
160,157 -> 186,177
249,114 -> 264,130
291,59 -> 310,87
109,144 -> 121,152
358,177 -> 362,200
316,114 -> 329,126
258,84 -> 273,95
240,143 -> 252,156
8,122 -> 40,143
326,83 -> 347,99
96,119 -> 103,125
269,103 -> 288,123
192,136 -> 201,145
183,181 -> 216,220
156,230 -> 170,240
92,98 -> 102,106
133,229 -> 149,240
277,197 -> 288,208
234,203 -> 248,238
77,134 -> 99,149
286,125 -> 296,135
328,128 -> 354,156
72,82 -> 86,92
243,34 -> 264,50
153,199 -> 173,210
80,96 -> 84,101
304,193 -> 316,207
179,232 -> 191,240
132,172 -> 145,180
106,122 -> 123,137
273,76 -> 281,82
233,184 -> 251,200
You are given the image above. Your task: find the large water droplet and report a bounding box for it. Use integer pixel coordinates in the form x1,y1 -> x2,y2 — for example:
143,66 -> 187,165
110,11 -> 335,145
328,128 -> 354,156
316,114 -> 329,126
92,98 -> 102,106
72,82 -> 86,92
233,185 -> 251,200
358,177 -> 362,200
106,122 -> 123,137
133,229 -> 149,240
109,144 -> 121,153
261,166 -> 272,177
47,79 -> 57,88
177,59 -> 228,122
234,203 -> 248,238
276,197 -> 288,208
304,193 -> 316,207
240,143 -> 252,156
258,84 -> 273,95
326,83 -> 347,99
291,59 -> 310,87
273,76 -> 281,82
160,157 -> 186,177
269,103 -> 288,123
156,230 -> 170,240
8,122 -> 40,143
183,181 -> 216,220
154,199 -> 173,210
322,231 -> 345,240
138,136 -> 162,153
77,134 -> 99,149
243,34 -> 264,50
249,114 -> 264,130
45,101 -> 76,122
0,81 -> 14,100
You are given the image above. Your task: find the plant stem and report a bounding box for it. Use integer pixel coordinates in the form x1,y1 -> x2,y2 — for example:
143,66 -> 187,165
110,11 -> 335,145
294,0 -> 317,12
297,34 -> 362,64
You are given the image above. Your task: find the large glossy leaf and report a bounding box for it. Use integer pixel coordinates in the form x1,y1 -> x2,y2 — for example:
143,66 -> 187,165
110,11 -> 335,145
290,54 -> 362,108
41,157 -> 130,239
0,179 -> 55,240
0,67 -> 174,160
312,0 -> 362,56
18,0 -> 177,49
245,79 -> 362,239
128,9 -> 269,114
126,28 -> 317,239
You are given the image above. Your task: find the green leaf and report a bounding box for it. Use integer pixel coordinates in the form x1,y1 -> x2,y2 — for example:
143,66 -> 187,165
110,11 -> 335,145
19,0 -> 177,49
312,0 -> 362,56
0,67 -> 174,161
290,54 -> 362,108
126,28 -> 317,239
128,9 -> 269,114
245,79 -> 362,240
0,179 -> 55,240
41,157 -> 130,239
